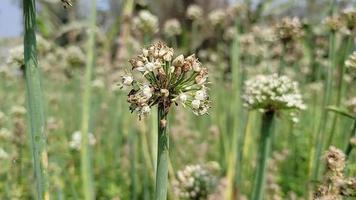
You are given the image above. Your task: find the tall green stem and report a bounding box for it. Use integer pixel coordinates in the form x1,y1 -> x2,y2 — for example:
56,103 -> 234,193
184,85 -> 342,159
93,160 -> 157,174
80,0 -> 97,199
155,104 -> 169,200
327,35 -> 353,147
312,31 -> 335,180
251,111 -> 275,200
23,0 -> 49,199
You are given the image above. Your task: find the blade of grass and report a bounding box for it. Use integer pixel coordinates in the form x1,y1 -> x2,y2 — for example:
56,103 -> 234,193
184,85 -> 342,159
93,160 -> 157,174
23,0 -> 49,199
80,0 -> 97,199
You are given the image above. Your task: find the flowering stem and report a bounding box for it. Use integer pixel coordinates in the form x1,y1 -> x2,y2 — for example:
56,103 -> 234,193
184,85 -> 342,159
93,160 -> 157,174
23,0 -> 49,199
155,104 -> 169,200
80,0 -> 97,199
251,111 -> 275,200
345,119 -> 356,157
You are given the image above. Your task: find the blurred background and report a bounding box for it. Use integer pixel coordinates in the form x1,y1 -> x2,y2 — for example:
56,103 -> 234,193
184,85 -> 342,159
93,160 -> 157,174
0,0 -> 355,199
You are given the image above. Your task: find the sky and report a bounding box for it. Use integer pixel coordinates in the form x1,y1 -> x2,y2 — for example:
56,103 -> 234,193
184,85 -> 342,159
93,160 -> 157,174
0,0 -> 110,38
0,0 -> 22,38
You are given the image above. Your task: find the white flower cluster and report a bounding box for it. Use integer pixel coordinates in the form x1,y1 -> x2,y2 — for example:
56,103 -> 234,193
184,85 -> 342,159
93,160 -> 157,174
345,51 -> 356,70
123,41 -> 210,118
243,74 -> 306,120
186,4 -> 203,21
275,17 -> 303,43
0,148 -> 9,160
133,10 -> 159,35
7,45 -> 24,67
208,9 -> 226,27
69,131 -> 96,151
163,19 -> 182,37
174,163 -> 219,200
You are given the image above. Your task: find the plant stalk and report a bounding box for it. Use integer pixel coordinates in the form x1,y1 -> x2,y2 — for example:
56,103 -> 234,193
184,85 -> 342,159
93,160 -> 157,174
80,0 -> 97,199
251,111 -> 275,200
155,104 -> 169,200
23,0 -> 49,199
312,30 -> 335,181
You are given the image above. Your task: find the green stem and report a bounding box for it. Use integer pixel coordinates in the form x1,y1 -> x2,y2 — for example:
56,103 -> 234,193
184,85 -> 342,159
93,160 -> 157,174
345,120 -> 356,157
327,35 -> 353,147
312,31 -> 335,181
23,0 -> 49,199
155,104 -> 169,200
251,111 -> 275,200
80,0 -> 97,199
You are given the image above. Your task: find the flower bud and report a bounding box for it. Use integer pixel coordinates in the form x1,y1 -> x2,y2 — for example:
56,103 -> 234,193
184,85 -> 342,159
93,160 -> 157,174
173,55 -> 184,67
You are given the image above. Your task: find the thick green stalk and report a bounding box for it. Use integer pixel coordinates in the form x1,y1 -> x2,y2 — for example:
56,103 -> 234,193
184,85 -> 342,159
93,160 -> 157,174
312,31 -> 335,181
151,107 -> 158,176
80,0 -> 97,199
226,22 -> 241,199
23,0 -> 49,199
327,35 -> 353,147
155,104 -> 169,200
251,111 -> 275,200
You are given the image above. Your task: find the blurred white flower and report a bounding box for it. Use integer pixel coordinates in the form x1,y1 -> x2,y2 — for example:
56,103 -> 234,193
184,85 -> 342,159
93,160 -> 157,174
69,131 -> 96,151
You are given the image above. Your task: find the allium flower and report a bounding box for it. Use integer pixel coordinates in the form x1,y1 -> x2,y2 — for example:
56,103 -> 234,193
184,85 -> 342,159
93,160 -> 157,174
69,131 -> 96,151
7,45 -> 24,67
242,74 -> 306,121
123,41 -> 210,118
163,19 -> 182,37
173,162 -> 219,200
323,146 -> 346,173
314,146 -> 348,200
133,10 -> 159,35
341,8 -> 356,31
275,17 -> 303,43
323,15 -> 343,32
0,148 -> 9,160
186,4 -> 203,21
345,51 -> 356,70
65,46 -> 85,68
208,9 -> 226,27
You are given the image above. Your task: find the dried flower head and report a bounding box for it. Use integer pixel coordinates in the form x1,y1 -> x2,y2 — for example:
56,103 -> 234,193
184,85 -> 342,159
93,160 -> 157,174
341,8 -> 356,31
323,146 -> 346,173
186,4 -> 203,21
208,9 -> 226,27
242,74 -> 306,121
123,41 -> 210,118
133,10 -> 159,35
323,15 -> 343,32
314,146 -> 348,200
275,17 -> 303,43
163,19 -> 182,37
173,162 -> 219,200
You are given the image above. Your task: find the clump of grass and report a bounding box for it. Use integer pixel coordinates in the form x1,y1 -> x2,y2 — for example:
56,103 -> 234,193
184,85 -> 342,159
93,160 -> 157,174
122,41 -> 210,199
